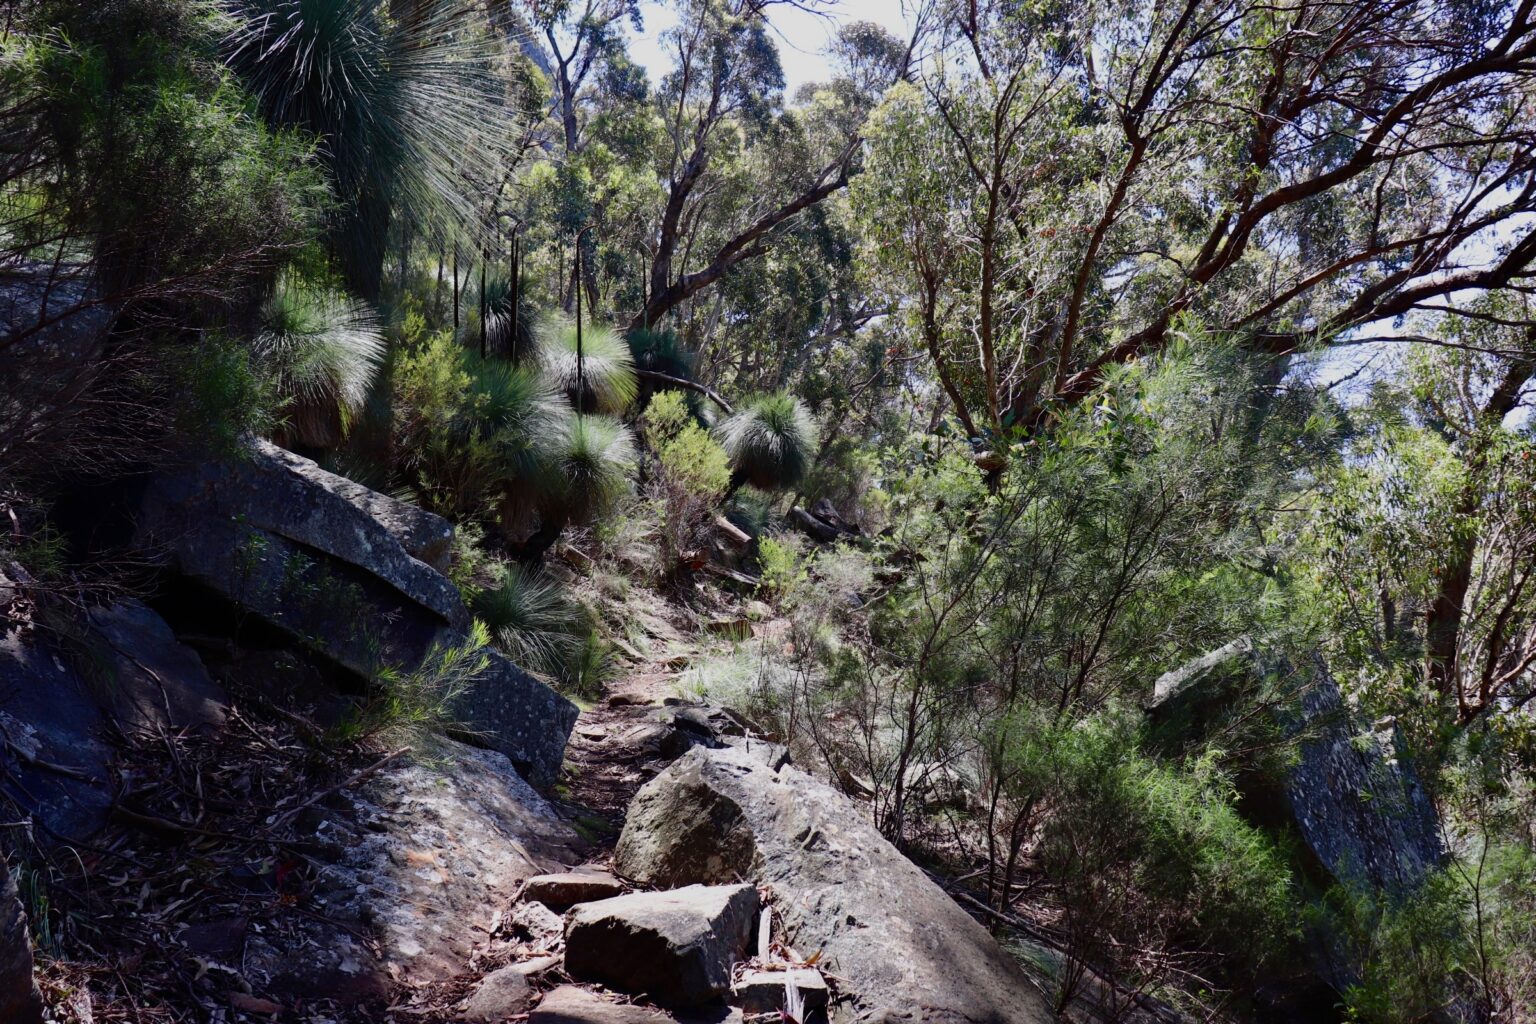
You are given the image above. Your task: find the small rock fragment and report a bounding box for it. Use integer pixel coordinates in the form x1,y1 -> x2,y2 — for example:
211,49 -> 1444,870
528,986 -> 671,1023
730,968 -> 829,1015
461,964 -> 536,1021
506,899 -> 565,949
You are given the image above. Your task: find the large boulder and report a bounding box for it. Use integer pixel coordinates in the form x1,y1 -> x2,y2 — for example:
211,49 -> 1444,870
0,591 -> 225,844
130,440 -> 576,783
0,858 -> 42,1024
1148,642 -> 1444,1000
0,624 -> 115,843
615,749 -> 1054,1024
1147,641 -> 1443,897
564,884 -> 760,1007
84,600 -> 228,735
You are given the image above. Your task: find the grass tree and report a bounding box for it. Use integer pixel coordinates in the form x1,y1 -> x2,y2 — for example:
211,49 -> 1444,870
715,391 -> 819,495
537,318 -> 639,415
466,271 -> 540,365
471,561 -> 584,678
253,273 -> 385,452
223,0 -> 515,300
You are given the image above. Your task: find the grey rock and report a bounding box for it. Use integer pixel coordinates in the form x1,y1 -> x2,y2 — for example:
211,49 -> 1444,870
462,964 -> 537,1021
529,986 -> 673,1023
615,749 -> 1054,1024
716,736 -> 790,772
1149,642 -> 1443,897
614,755 -> 757,888
522,870 -> 625,909
0,627 -> 115,842
131,440 -> 576,783
507,899 -> 566,950
731,968 -> 828,1015
242,740 -> 579,1003
564,884 -> 759,1007
85,600 -> 228,735
0,265 -> 112,463
1284,666 -> 1443,895
0,860 -> 42,1024
1148,643 -> 1444,996
298,452 -> 455,574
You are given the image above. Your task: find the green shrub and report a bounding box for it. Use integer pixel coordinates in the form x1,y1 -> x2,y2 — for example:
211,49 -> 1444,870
1003,708 -> 1298,999
757,533 -> 811,601
391,332 -> 567,523
644,391 -> 731,573
175,336 -> 280,456
341,620 -> 493,740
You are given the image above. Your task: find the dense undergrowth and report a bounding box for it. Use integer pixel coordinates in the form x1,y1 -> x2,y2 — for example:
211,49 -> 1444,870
3,0 -> 1536,1020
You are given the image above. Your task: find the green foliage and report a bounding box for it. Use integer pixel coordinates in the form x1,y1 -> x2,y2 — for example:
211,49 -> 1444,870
468,271 -> 540,364
538,318 -> 640,415
1328,871 -> 1473,1023
254,271 -> 385,448
645,391 -> 730,497
756,533 -> 810,600
8,0 -> 324,291
1307,297 -> 1536,756
547,414 -> 637,525
391,332 -> 567,522
643,390 -> 731,573
342,620 -> 492,740
1014,708 -> 1298,984
175,336 -> 280,456
471,562 -> 583,679
715,391 -> 819,491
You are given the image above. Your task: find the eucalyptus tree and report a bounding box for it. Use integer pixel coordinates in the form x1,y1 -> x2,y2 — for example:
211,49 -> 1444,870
629,0 -> 862,333
855,0 -> 1536,439
1315,295 -> 1536,742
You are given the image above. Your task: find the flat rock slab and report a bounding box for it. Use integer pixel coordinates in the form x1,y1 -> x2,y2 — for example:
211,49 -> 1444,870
242,741 -> 579,1003
731,968 -> 828,1014
528,986 -> 673,1024
615,750 -> 1054,1024
131,439 -> 576,783
528,987 -> 741,1024
564,885 -> 759,1007
522,870 -> 625,909
86,600 -> 228,735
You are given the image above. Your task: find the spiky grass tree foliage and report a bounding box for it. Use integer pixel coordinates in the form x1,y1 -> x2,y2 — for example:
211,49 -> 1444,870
466,272 -> 539,364
471,356 -> 569,526
627,327 -> 697,407
254,272 -> 385,450
537,318 -> 639,415
471,561 -> 582,678
548,414 -> 637,524
715,392 -> 819,493
517,413 -> 636,562
224,0 -> 515,298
